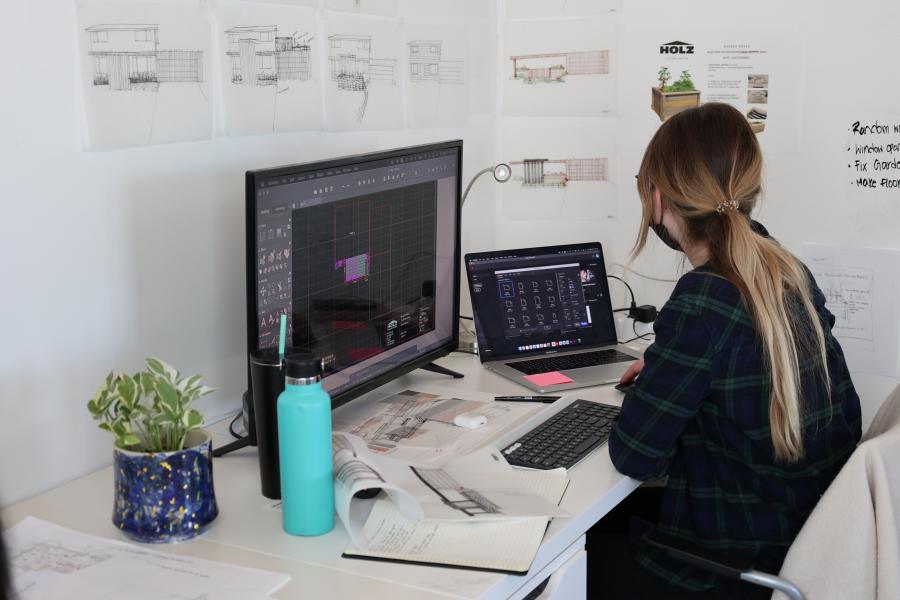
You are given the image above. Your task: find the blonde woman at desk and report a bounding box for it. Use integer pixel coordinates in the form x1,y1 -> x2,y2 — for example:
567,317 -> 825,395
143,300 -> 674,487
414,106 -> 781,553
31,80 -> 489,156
588,103 -> 861,599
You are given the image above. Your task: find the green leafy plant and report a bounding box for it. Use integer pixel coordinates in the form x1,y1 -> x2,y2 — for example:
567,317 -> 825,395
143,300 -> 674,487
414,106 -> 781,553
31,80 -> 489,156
87,358 -> 213,452
657,66 -> 671,90
659,69 -> 696,92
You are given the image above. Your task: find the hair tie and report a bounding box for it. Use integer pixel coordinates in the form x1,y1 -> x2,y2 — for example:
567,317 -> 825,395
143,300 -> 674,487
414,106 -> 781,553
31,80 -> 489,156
716,199 -> 739,214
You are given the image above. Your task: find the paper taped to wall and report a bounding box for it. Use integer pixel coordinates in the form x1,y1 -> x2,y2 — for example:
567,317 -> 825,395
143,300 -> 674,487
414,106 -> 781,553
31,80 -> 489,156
217,2 -> 323,136
803,244 -> 900,377
76,1 -> 213,150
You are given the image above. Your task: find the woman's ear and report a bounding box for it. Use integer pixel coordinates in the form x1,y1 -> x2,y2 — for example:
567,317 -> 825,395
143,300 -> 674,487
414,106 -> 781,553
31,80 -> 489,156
652,187 -> 663,225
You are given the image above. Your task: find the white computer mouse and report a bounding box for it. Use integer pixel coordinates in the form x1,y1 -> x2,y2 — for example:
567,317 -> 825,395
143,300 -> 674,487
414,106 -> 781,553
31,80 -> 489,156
453,412 -> 488,429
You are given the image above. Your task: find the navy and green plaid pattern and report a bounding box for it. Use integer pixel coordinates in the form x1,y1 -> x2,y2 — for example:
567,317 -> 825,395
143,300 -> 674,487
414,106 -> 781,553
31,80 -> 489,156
609,264 -> 862,591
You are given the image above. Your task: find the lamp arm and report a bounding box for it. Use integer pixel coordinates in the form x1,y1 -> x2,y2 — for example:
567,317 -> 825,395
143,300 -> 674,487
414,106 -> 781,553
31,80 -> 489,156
461,167 -> 495,206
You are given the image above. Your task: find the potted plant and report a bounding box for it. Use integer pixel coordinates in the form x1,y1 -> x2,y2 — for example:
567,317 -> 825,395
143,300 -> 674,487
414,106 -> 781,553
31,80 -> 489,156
87,358 -> 218,543
651,68 -> 701,121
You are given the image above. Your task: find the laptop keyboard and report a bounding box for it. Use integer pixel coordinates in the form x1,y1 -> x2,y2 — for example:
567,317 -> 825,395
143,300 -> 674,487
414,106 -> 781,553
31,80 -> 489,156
502,400 -> 620,470
506,349 -> 635,376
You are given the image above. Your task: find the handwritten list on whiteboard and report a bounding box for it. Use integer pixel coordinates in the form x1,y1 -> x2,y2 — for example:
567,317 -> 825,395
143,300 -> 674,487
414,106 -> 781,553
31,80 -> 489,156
803,244 -> 900,377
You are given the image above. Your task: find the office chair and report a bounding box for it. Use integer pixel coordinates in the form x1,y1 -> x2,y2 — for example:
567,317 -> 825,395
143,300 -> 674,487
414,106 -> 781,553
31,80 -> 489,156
641,383 -> 900,600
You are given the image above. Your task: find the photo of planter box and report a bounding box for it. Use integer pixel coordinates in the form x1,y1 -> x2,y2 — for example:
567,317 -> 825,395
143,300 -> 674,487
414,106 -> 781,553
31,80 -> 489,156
651,86 -> 701,121
747,89 -> 768,104
748,74 -> 769,88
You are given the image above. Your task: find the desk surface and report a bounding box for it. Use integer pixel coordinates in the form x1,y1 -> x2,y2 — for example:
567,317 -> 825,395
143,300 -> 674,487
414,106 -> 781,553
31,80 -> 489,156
3,352 -> 640,600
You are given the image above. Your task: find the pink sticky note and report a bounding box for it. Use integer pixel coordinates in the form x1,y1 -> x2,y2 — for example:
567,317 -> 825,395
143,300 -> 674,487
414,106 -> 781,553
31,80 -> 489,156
523,371 -> 573,386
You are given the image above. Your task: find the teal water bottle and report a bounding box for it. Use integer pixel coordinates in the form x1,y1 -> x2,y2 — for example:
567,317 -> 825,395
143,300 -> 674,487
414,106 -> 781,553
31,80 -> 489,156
277,354 -> 334,536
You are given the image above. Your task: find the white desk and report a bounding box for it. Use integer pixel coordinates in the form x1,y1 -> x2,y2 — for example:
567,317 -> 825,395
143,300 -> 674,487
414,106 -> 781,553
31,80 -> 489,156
3,352 -> 640,599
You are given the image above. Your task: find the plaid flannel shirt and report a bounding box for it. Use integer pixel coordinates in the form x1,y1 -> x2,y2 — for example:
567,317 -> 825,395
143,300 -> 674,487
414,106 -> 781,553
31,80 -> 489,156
609,263 -> 862,591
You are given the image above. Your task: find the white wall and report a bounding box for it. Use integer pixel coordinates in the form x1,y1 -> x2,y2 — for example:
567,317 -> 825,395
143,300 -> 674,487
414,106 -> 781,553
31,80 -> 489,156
2,0 -> 897,506
0,0 -> 496,505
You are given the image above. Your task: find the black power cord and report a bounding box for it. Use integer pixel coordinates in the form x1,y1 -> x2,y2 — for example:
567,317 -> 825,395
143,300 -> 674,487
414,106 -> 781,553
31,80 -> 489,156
228,413 -> 243,439
607,274 -> 658,323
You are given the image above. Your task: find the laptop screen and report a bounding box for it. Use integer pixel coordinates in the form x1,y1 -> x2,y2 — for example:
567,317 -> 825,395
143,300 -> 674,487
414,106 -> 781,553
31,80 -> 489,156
465,243 -> 617,361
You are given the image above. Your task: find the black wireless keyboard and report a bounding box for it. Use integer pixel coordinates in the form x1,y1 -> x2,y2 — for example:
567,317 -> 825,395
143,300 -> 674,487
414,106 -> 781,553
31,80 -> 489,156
506,349 -> 635,376
501,400 -> 620,470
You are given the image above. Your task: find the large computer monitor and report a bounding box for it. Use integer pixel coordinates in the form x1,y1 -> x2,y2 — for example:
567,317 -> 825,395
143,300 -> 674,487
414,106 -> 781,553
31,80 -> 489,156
246,141 -> 462,409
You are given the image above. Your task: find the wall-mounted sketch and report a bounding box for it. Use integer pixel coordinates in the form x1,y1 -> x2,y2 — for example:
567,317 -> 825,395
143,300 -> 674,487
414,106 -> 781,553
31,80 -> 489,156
77,2 -> 212,150
502,17 -> 617,116
328,34 -> 397,122
499,120 -> 617,225
510,158 -> 608,187
218,3 -> 322,136
510,50 -> 608,84
225,26 -> 312,86
407,40 -> 463,84
86,24 -> 203,92
403,23 -> 468,128
323,14 -> 402,130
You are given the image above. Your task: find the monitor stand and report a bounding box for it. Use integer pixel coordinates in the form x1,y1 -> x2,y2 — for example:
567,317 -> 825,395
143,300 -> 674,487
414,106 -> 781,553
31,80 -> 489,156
420,362 -> 464,379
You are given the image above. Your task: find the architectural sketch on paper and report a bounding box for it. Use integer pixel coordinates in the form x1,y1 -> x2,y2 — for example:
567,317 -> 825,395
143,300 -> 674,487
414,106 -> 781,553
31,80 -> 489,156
225,26 -> 312,86
510,158 -> 608,187
86,24 -> 202,91
328,34 -> 397,122
509,50 -> 608,84
407,40 -> 464,84
410,466 -> 503,516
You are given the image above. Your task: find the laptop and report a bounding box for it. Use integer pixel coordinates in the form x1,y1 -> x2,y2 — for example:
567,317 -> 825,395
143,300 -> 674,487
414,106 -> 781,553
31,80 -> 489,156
465,243 -> 642,393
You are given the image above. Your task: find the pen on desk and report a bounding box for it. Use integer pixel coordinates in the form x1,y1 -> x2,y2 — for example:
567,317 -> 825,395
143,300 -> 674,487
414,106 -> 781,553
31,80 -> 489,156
493,395 -> 561,403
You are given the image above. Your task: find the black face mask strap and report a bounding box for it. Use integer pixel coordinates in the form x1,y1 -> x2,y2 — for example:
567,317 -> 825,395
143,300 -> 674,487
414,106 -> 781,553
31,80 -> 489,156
650,203 -> 683,252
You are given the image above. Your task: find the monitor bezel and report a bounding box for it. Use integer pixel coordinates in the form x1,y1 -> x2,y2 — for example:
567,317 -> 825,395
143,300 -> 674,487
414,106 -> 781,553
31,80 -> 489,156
245,140 -> 462,409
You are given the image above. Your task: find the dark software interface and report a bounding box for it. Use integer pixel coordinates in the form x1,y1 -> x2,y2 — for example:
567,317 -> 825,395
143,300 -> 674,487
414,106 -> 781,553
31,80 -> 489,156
253,146 -> 459,397
466,245 -> 616,360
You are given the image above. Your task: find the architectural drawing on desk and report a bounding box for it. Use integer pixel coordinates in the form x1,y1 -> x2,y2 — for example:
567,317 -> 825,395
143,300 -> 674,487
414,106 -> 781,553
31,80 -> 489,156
407,40 -> 464,84
410,466 -> 502,516
510,50 -> 608,84
225,26 -> 312,86
328,34 -> 397,122
510,158 -> 608,187
86,24 -> 202,91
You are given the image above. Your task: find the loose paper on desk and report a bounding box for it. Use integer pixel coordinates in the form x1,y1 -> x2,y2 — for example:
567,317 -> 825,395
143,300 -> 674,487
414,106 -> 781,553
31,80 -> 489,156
332,387 -> 541,463
6,517 -> 289,600
802,244 -> 900,377
343,466 -> 570,573
333,432 -> 567,550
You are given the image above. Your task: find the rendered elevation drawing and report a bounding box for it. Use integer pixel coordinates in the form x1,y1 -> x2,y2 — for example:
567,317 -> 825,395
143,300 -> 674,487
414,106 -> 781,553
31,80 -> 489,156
85,24 -> 202,91
510,50 -> 608,84
511,158 -> 608,187
410,466 -> 502,516
407,40 -> 463,84
225,26 -> 312,86
328,34 -> 397,122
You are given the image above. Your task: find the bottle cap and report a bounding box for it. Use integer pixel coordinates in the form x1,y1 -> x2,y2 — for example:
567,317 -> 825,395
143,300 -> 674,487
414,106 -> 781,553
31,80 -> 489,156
284,353 -> 324,379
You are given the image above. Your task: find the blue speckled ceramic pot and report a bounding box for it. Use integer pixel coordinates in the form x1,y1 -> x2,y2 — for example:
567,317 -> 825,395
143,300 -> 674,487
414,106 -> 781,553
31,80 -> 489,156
113,429 -> 218,543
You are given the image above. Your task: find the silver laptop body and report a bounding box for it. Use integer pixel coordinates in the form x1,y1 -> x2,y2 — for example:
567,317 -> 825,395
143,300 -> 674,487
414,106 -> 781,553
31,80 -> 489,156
465,243 -> 642,393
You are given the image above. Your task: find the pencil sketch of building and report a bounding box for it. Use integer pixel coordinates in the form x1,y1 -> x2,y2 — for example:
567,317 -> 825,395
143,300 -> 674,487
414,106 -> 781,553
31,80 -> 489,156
410,466 -> 502,516
86,24 -> 203,91
328,34 -> 397,121
511,158 -> 608,187
225,26 -> 312,86
510,50 -> 608,84
407,40 -> 463,84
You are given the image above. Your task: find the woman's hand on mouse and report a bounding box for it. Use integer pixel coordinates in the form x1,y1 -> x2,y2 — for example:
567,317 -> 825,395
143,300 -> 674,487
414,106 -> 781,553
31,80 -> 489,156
620,359 -> 644,384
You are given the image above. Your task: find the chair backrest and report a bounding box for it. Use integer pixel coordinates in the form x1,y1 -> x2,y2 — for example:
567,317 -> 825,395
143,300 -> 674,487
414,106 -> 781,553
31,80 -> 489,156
862,383 -> 900,442
774,383 -> 900,600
